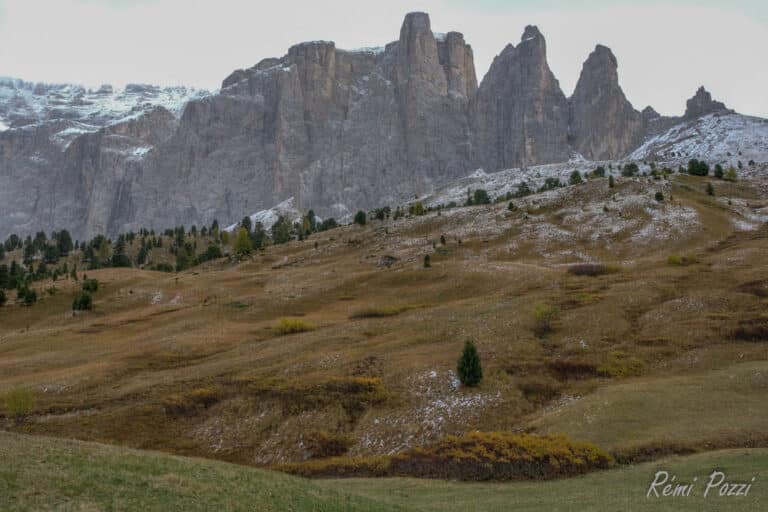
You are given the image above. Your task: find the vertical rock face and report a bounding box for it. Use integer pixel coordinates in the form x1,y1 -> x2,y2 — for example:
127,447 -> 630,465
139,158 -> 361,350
471,26 -> 570,171
394,12 -> 473,183
66,107 -> 179,237
437,32 -> 478,98
116,12 -> 476,238
0,106 -> 177,239
569,45 -> 644,160
684,86 -> 731,119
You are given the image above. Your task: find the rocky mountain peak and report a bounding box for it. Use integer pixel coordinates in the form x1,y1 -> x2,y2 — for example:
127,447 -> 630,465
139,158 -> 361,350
585,45 -> 619,79
521,25 -> 542,42
471,25 -> 570,170
568,44 -> 644,160
396,12 -> 444,89
684,86 -> 731,119
642,105 -> 660,120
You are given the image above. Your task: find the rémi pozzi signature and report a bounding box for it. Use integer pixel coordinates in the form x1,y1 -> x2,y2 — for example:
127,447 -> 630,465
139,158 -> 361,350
647,470 -> 757,498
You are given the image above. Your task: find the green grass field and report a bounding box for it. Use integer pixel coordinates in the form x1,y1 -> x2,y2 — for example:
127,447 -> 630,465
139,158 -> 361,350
323,448 -> 766,511
0,432 -> 400,512
1,432 -> 764,511
529,361 -> 768,454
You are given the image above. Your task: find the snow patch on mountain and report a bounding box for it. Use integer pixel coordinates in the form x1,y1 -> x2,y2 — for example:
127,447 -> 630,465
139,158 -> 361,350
630,113 -> 768,171
417,161 -> 617,208
224,197 -> 311,233
49,121 -> 100,149
0,77 -> 209,131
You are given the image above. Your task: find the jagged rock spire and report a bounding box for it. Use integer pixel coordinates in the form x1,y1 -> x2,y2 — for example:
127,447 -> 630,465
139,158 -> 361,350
568,44 -> 644,160
471,25 -> 570,170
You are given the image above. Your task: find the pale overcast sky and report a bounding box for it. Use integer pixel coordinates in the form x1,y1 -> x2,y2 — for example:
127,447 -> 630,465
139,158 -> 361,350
0,0 -> 766,117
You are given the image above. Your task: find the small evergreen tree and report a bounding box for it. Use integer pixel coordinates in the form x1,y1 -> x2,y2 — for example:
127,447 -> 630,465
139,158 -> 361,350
514,182 -> 533,197
655,191 -> 664,202
17,286 -> 37,306
318,218 -> 338,231
687,159 -> 709,176
175,242 -> 197,271
608,175 -> 615,188
56,229 -> 73,256
0,289 -> 5,307
271,216 -> 293,244
714,164 -> 724,179
457,340 -> 483,387
706,182 -> 715,196
233,227 -> 253,258
423,254 -> 431,268
538,177 -> 563,192
440,234 -> 446,245
354,211 -> 367,226
137,245 -> 149,265
472,189 -> 491,205
621,162 -> 639,177
72,292 -> 93,311
82,278 -> 99,293
111,237 -> 131,268
241,216 -> 253,233
409,202 -> 425,216
569,170 -> 583,185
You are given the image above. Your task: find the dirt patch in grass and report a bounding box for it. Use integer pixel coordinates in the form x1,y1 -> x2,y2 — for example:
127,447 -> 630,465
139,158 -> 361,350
547,359 -> 600,380
349,305 -> 415,319
737,280 -> 768,298
732,317 -> 768,341
566,264 -> 617,277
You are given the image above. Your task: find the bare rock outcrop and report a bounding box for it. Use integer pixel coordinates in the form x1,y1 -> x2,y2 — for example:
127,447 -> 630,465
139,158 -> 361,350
684,86 -> 732,119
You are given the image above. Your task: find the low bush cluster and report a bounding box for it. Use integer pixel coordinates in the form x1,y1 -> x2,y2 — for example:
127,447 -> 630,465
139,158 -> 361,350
248,376 -> 389,420
304,431 -> 354,459
667,255 -> 699,266
3,387 -> 35,425
162,386 -> 223,417
273,318 -> 316,336
596,352 -> 645,378
532,303 -> 559,337
279,432 -> 612,481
